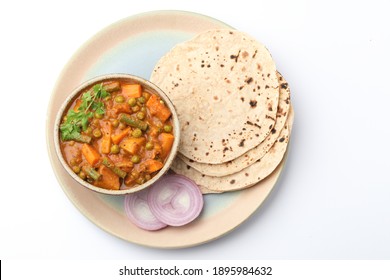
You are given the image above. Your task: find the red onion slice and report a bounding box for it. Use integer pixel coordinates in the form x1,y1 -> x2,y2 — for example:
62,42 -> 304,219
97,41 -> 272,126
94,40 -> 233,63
147,174 -> 204,226
124,188 -> 167,231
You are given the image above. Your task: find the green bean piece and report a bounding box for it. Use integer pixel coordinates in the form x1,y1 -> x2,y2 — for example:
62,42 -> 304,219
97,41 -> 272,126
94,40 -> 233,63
131,155 -> 141,164
114,95 -> 125,103
110,144 -> 120,154
83,166 -> 101,181
64,133 -> 92,144
163,125 -> 173,133
102,157 -> 127,179
128,98 -> 137,107
132,128 -> 143,138
119,113 -> 148,131
103,81 -> 121,92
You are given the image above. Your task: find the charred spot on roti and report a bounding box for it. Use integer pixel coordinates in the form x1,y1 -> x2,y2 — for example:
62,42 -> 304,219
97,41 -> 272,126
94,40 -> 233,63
239,139 -> 245,147
279,137 -> 285,142
206,152 -> 209,156
230,180 -> 235,184
242,51 -> 249,58
223,147 -> 229,153
220,64 -> 225,67
252,50 -> 258,58
249,100 -> 257,108
245,173 -> 249,176
186,165 -> 191,170
257,63 -> 261,70
241,97 -> 245,102
189,159 -> 194,163
239,85 -> 244,90
281,83 -> 288,89
230,50 -> 241,62
271,128 -> 277,134
266,115 -> 276,121
245,77 -> 253,84
265,85 -> 269,89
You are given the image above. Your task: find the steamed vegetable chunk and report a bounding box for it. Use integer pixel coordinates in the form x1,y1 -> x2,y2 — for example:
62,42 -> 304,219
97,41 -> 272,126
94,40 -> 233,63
59,80 -> 175,190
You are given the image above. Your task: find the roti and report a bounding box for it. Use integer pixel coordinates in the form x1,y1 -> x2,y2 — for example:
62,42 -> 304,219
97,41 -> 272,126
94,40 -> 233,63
150,29 -> 279,164
171,107 -> 294,193
178,72 -> 291,176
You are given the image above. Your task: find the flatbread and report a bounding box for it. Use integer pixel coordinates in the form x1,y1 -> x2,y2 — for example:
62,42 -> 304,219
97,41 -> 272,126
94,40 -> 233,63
150,29 -> 279,164
171,107 -> 294,193
178,72 -> 291,176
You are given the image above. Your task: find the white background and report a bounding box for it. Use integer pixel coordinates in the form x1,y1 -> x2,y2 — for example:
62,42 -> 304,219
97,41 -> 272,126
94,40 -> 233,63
1,0 -> 389,260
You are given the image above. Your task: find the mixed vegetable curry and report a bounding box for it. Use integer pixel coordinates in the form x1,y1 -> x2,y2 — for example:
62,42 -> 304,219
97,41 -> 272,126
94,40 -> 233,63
59,80 -> 175,190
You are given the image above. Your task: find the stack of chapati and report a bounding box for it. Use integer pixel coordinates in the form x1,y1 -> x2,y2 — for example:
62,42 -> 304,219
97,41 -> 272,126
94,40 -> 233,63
150,29 -> 293,193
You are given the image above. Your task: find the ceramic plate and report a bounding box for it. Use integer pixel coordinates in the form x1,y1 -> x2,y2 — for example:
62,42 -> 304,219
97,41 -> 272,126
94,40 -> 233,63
46,10 -> 286,248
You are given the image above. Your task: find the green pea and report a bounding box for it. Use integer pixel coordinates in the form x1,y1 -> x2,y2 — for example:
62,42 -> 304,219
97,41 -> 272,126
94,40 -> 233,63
142,92 -> 151,101
145,142 -> 154,150
79,171 -> 86,180
110,144 -> 120,154
72,166 -> 81,174
70,158 -> 78,166
136,112 -> 145,120
145,174 -> 151,181
92,129 -> 102,138
128,98 -> 137,107
92,119 -> 100,127
131,155 -> 141,164
140,106 -> 146,113
137,96 -> 146,104
111,119 -> 119,128
136,177 -> 145,185
132,128 -> 142,138
94,112 -> 104,119
115,95 -> 125,103
118,122 -> 127,130
132,105 -> 140,113
84,127 -> 93,135
163,125 -> 173,133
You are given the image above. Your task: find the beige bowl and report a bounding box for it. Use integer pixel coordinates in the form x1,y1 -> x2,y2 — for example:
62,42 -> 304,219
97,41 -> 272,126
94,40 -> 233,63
54,74 -> 180,195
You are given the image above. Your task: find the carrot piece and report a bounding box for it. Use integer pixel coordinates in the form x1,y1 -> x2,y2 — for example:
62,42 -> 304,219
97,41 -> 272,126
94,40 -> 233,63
94,165 -> 120,190
121,84 -> 142,98
120,137 -> 146,154
113,103 -> 131,114
100,121 -> 112,154
158,133 -> 174,158
142,159 -> 164,174
82,144 -> 101,166
111,127 -> 130,144
146,94 -> 172,122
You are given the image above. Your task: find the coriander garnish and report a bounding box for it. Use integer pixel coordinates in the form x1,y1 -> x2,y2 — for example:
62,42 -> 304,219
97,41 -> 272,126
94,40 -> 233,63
60,83 -> 110,142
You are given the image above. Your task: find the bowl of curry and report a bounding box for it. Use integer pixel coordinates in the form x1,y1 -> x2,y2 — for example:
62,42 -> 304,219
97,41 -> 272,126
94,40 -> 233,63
54,74 -> 180,195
